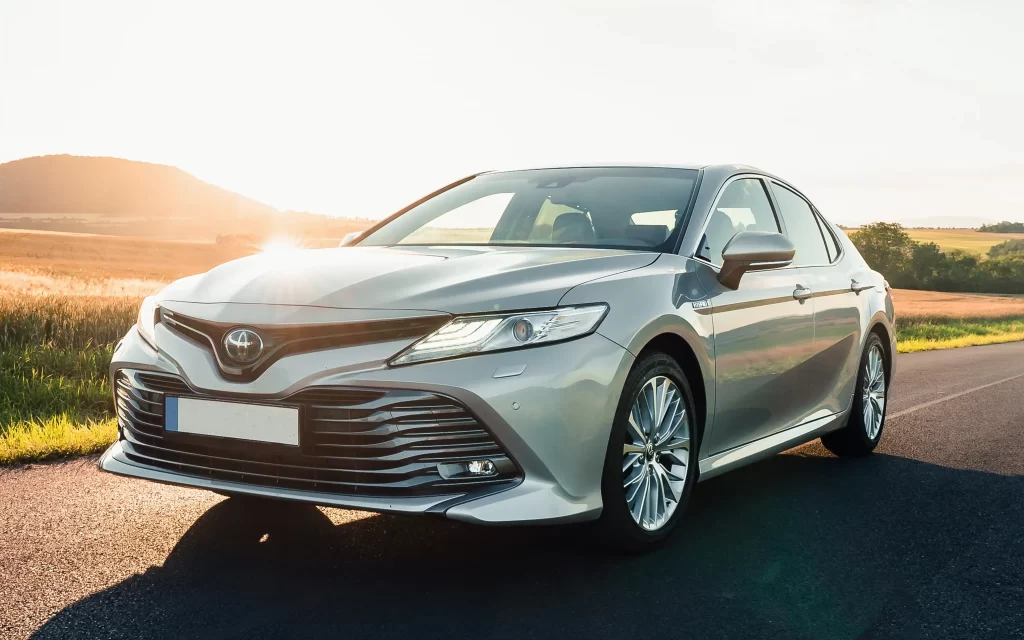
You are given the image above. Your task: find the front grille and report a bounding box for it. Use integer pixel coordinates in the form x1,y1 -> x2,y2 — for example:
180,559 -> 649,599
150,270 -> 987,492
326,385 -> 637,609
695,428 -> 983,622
114,369 -> 519,498
160,309 -> 449,382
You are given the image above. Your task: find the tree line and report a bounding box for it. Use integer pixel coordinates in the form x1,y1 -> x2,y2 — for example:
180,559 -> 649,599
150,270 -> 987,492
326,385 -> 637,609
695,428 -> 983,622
851,223 -> 1024,294
979,221 -> 1024,233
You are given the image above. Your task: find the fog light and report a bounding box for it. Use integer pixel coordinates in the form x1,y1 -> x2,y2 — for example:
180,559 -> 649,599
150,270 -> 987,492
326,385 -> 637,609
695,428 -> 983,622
468,459 -> 496,476
436,459 -> 499,479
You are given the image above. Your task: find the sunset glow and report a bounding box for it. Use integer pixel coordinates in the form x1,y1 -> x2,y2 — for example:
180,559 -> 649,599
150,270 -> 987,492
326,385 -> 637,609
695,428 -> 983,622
260,236 -> 305,254
2,0 -> 1022,225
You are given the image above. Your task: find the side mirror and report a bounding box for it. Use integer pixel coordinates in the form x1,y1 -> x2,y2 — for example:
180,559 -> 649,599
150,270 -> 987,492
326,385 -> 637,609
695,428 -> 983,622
717,231 -> 795,289
339,231 -> 362,247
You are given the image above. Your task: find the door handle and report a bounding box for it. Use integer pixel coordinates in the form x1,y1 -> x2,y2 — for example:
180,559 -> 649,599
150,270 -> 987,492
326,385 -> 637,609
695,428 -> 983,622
793,285 -> 813,301
851,279 -> 874,294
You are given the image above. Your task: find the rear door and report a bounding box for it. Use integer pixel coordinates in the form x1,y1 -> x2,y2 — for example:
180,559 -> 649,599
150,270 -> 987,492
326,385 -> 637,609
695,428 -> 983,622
696,176 -> 818,455
769,181 -> 863,417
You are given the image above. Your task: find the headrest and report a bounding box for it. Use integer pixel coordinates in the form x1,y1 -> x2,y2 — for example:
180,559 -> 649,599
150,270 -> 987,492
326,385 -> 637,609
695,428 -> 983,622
552,212 -> 596,243
626,224 -> 669,245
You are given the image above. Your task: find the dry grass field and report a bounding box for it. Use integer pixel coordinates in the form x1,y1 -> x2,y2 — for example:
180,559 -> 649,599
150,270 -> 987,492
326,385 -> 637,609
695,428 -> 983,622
892,288 -> 1024,317
0,228 -> 258,282
902,228 -> 1024,255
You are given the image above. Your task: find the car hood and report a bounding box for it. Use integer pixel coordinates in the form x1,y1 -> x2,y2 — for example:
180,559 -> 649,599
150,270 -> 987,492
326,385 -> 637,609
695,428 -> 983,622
159,245 -> 659,314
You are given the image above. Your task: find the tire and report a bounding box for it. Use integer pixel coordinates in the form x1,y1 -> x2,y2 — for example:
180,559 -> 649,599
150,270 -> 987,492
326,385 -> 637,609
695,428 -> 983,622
597,351 -> 700,552
821,332 -> 888,456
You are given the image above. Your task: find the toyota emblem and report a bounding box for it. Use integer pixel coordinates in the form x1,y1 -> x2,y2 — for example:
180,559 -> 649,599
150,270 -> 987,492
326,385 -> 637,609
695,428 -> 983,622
224,328 -> 264,364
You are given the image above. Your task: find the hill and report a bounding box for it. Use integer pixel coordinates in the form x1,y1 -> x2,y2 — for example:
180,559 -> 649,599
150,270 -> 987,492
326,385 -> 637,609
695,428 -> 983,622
0,155 -> 277,219
0,155 -> 370,243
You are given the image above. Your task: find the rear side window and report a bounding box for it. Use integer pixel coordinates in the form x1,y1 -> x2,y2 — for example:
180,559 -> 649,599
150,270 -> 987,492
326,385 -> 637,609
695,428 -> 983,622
699,178 -> 780,266
771,183 -> 830,266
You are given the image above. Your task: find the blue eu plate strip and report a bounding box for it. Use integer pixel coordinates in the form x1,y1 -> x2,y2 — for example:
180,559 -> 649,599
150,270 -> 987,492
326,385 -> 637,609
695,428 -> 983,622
165,396 -> 179,432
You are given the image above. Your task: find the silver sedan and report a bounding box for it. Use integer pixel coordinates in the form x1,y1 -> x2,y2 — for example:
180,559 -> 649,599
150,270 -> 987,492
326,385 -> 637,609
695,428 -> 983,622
101,164 -> 895,550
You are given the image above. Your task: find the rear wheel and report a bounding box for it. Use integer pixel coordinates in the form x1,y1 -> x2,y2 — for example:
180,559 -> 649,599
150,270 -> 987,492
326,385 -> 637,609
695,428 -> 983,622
598,351 -> 699,552
821,333 -> 888,456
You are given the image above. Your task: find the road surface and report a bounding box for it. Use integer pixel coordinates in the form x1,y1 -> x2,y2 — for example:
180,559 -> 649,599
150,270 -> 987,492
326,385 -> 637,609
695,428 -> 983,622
2,342 -> 1024,639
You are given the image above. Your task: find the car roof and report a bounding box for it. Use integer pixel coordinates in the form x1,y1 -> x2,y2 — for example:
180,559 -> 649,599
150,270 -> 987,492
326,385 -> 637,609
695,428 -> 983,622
480,163 -> 764,174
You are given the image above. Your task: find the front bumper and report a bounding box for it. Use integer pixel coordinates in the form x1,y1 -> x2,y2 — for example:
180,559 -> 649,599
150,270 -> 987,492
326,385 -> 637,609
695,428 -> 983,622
101,324 -> 634,524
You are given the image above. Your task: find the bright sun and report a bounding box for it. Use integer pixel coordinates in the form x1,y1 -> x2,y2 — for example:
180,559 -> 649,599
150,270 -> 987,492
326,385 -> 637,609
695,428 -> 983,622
260,236 -> 303,254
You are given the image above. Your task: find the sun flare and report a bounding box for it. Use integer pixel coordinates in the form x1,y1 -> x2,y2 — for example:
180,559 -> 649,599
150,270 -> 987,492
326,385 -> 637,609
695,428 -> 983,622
260,235 -> 304,254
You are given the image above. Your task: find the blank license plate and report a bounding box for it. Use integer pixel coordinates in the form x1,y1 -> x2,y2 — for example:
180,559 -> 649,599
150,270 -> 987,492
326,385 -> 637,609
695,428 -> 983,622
165,397 -> 299,446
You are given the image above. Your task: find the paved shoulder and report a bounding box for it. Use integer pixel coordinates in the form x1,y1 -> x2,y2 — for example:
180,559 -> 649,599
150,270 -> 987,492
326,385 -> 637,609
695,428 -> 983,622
889,341 -> 1024,415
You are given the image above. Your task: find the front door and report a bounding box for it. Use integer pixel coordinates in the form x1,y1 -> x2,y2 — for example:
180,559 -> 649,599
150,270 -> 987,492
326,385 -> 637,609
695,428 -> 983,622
692,176 -> 821,454
698,266 -> 817,454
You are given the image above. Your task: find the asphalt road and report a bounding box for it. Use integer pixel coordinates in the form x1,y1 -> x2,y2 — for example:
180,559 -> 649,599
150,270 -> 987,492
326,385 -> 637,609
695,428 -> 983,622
3,343 -> 1024,640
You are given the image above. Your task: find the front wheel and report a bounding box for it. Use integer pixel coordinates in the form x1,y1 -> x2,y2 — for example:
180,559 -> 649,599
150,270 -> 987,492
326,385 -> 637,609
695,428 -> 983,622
597,351 -> 699,552
821,333 -> 888,456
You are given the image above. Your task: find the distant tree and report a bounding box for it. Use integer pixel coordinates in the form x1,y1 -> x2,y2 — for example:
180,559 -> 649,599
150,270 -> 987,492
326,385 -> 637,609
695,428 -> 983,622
908,241 -> 945,290
978,221 -> 1024,233
987,238 -> 1024,258
850,222 -> 915,283
973,253 -> 1024,293
845,221 -> 1024,293
934,250 -> 980,292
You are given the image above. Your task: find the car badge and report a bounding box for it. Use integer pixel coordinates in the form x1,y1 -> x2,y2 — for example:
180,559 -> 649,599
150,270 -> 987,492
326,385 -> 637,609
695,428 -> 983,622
224,328 -> 264,364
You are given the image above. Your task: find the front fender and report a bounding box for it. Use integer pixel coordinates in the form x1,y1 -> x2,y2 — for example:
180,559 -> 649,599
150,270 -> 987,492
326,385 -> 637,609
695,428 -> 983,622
559,254 -> 717,453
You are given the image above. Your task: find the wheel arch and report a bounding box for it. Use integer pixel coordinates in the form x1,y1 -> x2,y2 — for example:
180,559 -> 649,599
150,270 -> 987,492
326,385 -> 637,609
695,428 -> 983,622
867,315 -> 895,382
635,332 -> 709,448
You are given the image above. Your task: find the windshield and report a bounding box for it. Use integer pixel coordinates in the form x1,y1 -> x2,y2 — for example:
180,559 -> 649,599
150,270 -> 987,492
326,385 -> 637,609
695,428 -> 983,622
358,167 -> 699,252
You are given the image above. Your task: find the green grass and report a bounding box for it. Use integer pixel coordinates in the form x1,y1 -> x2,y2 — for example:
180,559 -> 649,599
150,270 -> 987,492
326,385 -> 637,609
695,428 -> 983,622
896,315 -> 1024,353
1,345 -> 114,421
0,294 -> 138,464
0,415 -> 117,465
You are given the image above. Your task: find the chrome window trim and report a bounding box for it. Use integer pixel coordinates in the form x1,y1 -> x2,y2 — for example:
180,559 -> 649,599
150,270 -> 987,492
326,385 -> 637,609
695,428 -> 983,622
690,173 -> 785,270
814,209 -> 845,264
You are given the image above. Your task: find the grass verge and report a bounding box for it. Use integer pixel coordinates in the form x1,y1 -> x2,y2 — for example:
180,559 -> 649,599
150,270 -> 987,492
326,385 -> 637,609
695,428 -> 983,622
1,293 -> 137,465
0,416 -> 117,465
896,315 -> 1024,353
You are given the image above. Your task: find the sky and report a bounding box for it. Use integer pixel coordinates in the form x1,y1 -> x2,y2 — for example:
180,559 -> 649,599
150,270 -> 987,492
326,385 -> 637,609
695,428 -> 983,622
1,0 -> 1023,226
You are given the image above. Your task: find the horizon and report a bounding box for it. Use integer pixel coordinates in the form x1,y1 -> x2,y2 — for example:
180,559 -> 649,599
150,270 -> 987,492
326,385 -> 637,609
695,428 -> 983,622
0,152 -> 1019,230
2,0 -> 1022,225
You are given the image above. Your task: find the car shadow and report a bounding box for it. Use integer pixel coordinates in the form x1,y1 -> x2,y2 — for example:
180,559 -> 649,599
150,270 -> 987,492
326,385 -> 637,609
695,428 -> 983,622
31,448 -> 1024,640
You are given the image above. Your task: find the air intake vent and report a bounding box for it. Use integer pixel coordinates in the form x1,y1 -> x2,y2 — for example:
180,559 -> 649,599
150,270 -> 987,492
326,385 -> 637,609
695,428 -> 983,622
114,369 -> 519,497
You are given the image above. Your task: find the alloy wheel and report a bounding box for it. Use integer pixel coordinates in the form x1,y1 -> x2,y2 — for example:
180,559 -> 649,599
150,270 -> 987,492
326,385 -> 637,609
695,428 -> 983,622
862,345 -> 886,439
622,375 -> 691,531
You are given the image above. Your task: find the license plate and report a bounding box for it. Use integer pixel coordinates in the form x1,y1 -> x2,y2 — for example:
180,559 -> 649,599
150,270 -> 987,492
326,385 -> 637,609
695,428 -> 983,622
165,397 -> 299,446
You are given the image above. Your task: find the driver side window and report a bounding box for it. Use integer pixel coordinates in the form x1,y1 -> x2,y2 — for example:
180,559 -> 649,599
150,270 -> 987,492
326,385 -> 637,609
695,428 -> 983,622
698,178 -> 780,266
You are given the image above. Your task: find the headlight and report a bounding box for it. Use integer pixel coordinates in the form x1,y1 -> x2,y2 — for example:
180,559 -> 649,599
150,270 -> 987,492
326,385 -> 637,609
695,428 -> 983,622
137,296 -> 159,348
390,304 -> 608,366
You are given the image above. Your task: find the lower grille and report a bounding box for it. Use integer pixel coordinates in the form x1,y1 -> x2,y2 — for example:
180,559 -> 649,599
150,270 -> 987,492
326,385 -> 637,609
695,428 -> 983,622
114,369 -> 519,497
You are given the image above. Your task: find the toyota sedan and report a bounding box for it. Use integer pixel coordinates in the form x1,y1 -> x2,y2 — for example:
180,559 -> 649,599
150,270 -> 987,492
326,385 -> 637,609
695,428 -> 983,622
101,164 -> 895,550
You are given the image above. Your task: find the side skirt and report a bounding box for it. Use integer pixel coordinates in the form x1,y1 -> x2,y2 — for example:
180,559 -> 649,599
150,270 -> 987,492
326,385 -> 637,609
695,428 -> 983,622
697,411 -> 848,482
